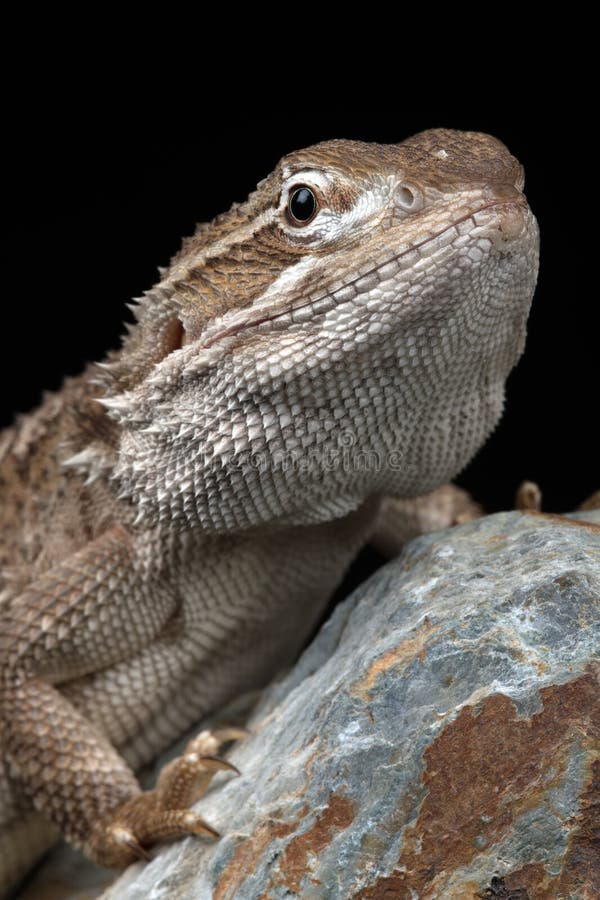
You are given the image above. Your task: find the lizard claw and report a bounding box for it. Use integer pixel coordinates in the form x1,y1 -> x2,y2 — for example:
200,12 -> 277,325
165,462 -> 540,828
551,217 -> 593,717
183,812 -> 221,839
107,825 -> 152,862
195,755 -> 241,775
211,726 -> 251,742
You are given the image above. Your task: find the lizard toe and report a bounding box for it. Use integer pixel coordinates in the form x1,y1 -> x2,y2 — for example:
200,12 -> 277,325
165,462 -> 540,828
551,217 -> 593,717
88,798 -> 220,868
155,727 -> 244,809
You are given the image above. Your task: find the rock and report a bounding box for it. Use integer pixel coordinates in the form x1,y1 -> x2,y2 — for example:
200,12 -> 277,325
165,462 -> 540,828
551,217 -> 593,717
100,510 -> 600,900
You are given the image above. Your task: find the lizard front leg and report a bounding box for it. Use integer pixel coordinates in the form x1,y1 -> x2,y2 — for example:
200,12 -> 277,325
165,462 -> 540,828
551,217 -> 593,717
0,526 -> 234,875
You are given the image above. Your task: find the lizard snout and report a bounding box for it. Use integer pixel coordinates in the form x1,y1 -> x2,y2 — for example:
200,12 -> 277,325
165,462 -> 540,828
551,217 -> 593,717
478,184 -> 534,245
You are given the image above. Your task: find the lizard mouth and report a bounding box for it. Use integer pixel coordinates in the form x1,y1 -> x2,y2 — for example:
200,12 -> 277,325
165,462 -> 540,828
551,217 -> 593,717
199,197 -> 528,351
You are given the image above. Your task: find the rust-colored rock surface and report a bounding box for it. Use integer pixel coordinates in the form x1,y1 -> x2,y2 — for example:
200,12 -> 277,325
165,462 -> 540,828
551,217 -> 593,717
29,510 -> 600,898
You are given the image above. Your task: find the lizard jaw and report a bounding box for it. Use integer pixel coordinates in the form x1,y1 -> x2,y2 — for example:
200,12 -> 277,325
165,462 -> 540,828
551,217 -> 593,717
197,196 -> 529,352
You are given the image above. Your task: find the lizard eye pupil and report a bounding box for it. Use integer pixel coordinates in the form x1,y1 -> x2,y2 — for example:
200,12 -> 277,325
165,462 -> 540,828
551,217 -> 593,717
288,186 -> 317,224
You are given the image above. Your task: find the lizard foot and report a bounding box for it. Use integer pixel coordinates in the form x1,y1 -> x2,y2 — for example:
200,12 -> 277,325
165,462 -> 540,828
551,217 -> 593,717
87,727 -> 247,868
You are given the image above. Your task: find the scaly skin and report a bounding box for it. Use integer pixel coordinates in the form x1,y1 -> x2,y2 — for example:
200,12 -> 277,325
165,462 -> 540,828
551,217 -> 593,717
0,129 -> 539,895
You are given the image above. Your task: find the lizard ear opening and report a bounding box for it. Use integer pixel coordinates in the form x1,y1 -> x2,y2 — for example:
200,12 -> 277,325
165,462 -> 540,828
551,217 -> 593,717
162,317 -> 187,357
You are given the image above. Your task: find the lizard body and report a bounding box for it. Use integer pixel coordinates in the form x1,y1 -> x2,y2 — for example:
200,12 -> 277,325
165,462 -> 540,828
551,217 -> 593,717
0,129 -> 539,894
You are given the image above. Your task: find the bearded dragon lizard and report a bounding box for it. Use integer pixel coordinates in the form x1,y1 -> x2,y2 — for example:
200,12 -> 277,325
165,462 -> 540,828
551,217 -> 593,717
0,129 -> 539,895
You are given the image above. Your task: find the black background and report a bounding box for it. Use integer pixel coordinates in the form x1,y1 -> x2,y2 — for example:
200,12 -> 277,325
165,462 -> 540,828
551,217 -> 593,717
3,85 -> 595,514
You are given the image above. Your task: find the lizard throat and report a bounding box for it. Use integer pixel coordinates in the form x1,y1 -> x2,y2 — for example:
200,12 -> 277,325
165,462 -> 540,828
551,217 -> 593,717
198,198 -> 525,351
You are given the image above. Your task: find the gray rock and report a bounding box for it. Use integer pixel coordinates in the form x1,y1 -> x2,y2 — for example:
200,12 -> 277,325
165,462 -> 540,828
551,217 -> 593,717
99,510 -> 600,899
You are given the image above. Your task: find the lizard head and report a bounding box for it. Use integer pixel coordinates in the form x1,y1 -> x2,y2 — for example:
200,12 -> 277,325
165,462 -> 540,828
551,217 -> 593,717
93,129 -> 539,530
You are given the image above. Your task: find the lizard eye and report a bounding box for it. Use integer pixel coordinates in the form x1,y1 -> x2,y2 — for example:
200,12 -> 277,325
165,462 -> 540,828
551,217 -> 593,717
287,185 -> 318,225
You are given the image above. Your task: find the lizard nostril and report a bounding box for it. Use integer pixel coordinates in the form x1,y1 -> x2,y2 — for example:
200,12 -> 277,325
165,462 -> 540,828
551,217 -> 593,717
396,184 -> 422,213
482,182 -> 524,203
